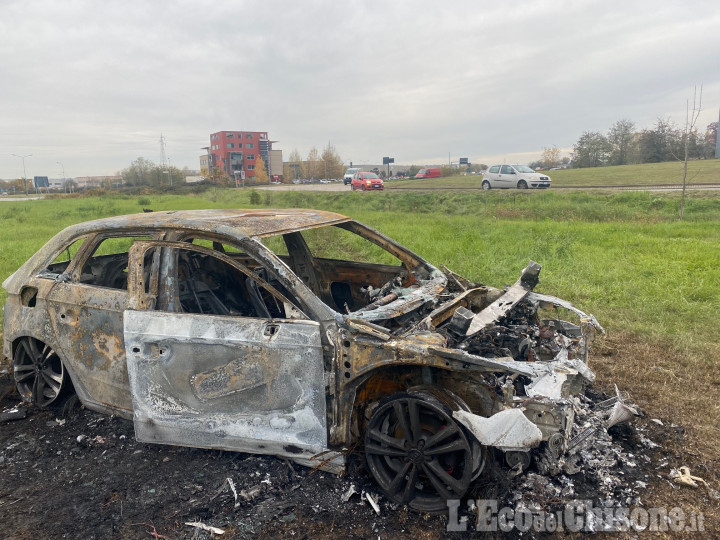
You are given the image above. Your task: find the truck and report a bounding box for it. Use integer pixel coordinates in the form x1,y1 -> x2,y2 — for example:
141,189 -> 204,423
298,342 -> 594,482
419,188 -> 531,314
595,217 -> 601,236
414,167 -> 441,178
343,168 -> 361,185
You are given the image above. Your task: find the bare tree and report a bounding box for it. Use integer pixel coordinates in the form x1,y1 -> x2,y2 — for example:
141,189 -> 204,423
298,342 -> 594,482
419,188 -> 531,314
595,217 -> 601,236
541,145 -> 561,169
284,148 -> 305,181
680,85 -> 703,220
320,142 -> 344,180
306,147 -> 322,180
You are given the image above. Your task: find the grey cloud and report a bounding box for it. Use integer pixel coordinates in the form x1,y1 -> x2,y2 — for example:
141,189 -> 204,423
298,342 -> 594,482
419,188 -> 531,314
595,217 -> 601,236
1,0 -> 718,178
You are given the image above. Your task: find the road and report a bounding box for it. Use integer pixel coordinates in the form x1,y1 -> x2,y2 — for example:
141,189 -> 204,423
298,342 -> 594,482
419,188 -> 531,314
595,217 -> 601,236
0,196 -> 43,201
258,182 -> 720,192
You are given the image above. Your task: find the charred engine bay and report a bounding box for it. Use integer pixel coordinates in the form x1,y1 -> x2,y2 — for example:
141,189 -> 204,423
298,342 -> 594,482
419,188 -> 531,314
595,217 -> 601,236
0,372 -> 682,540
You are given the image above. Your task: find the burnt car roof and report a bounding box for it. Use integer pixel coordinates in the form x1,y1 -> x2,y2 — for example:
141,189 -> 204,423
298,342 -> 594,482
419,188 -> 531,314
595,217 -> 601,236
68,208 -> 352,237
2,209 -> 353,294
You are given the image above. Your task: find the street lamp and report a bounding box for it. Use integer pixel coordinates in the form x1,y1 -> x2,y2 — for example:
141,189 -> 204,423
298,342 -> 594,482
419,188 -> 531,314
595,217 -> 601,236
11,153 -> 31,195
57,161 -> 66,193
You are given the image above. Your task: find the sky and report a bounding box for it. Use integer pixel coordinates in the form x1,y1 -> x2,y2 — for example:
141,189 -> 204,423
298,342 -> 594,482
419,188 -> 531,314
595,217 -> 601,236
1,0 -> 719,179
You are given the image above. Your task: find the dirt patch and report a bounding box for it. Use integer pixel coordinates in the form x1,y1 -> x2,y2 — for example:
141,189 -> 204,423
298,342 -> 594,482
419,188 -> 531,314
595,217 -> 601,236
1,338 -> 718,539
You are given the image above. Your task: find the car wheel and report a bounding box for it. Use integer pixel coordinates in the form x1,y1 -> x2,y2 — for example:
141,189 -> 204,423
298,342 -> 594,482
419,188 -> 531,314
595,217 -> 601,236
517,180 -> 528,189
350,183 -> 354,190
13,337 -> 69,407
361,185 -> 366,191
365,393 -> 474,513
482,180 -> 491,190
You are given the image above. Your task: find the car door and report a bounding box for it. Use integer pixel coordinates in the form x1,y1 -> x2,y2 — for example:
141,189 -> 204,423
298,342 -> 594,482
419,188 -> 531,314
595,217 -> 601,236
122,241 -> 332,467
45,233 -> 159,413
499,165 -> 516,188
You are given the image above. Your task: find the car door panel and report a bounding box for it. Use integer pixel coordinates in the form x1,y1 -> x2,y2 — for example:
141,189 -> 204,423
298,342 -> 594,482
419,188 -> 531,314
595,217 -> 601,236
500,165 -> 515,188
46,282 -> 134,411
124,309 -> 329,463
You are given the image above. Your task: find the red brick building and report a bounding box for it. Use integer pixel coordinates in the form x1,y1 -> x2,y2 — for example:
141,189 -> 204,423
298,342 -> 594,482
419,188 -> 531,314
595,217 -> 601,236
206,130 -> 273,181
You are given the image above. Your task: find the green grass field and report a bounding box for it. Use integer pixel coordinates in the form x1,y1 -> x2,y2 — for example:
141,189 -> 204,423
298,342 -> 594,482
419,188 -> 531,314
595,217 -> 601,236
2,186 -> 718,528
1,189 -> 718,350
388,158 -> 720,189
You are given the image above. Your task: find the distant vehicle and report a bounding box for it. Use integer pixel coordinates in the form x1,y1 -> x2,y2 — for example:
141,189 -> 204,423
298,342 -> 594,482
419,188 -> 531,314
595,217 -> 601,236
482,165 -> 551,190
415,167 -> 441,179
350,171 -> 384,191
343,168 -> 361,185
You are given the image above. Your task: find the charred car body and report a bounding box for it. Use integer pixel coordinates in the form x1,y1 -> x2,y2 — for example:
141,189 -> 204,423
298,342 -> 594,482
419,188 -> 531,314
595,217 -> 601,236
4,209 -> 608,512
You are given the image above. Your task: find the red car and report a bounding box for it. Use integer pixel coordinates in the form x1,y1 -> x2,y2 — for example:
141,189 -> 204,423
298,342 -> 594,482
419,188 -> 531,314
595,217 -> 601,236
350,171 -> 384,191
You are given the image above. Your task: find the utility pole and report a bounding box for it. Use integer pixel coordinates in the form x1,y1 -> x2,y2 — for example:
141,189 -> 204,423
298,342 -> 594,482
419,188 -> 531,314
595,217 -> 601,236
160,134 -> 172,186
716,106 -> 720,159
11,153 -> 31,195
57,161 -> 66,193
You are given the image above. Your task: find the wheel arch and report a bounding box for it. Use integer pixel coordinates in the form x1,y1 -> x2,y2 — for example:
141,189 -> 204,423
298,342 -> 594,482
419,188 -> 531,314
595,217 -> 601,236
338,363 -> 496,446
11,334 -> 80,404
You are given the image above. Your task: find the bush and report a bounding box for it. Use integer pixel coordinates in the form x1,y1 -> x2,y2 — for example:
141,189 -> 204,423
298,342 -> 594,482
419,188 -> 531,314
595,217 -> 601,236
249,189 -> 262,205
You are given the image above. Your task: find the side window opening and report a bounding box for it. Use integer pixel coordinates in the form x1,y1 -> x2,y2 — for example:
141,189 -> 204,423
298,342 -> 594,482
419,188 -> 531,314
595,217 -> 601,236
260,224 -> 407,313
299,225 -> 402,266
161,246 -> 305,320
44,237 -> 87,276
80,236 -> 153,290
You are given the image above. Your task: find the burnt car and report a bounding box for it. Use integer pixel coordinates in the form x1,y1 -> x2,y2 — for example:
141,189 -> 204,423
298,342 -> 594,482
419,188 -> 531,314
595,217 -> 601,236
3,209 -> 606,512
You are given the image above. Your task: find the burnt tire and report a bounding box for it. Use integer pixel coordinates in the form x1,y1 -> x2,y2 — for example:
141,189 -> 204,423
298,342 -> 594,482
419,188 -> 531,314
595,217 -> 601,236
13,337 -> 69,407
364,393 -> 474,513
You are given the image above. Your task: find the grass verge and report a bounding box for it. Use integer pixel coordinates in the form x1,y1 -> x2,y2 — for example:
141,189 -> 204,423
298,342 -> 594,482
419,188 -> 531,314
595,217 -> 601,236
1,188 -> 718,531
387,158 -> 720,189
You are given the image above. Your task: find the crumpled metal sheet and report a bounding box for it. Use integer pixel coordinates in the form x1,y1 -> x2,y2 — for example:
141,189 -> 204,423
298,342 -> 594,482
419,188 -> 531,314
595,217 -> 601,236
453,408 -> 543,450
465,261 -> 541,336
525,353 -> 597,399
527,292 -> 605,334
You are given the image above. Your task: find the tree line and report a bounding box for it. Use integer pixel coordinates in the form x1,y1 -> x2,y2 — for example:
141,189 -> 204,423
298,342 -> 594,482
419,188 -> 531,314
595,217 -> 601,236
569,118 -> 717,169
118,157 -> 187,186
283,142 -> 344,181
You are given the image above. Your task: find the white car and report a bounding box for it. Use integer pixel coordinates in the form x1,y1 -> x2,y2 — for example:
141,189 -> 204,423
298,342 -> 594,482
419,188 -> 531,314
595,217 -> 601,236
482,165 -> 551,190
343,168 -> 361,185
